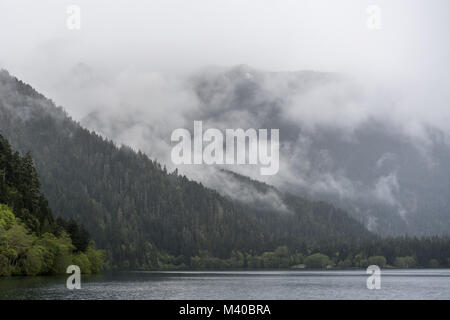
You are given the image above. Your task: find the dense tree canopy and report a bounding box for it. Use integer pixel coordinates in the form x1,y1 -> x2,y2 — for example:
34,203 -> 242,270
0,133 -> 104,276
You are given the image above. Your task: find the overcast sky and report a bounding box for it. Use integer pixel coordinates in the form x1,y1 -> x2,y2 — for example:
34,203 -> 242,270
1,0 -> 449,75
1,0 -> 450,131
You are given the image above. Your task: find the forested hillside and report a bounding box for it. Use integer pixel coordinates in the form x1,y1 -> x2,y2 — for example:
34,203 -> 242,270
0,69 -> 374,269
0,134 -> 104,276
3,69 -> 450,270
79,65 -> 450,236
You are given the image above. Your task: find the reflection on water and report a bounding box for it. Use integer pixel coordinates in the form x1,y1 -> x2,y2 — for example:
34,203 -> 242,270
1,269 -> 449,300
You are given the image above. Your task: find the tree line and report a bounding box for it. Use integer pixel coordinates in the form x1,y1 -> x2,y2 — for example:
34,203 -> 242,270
181,237 -> 450,270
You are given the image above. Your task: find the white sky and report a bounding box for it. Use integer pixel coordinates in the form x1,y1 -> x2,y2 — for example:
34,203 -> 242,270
1,0 -> 448,75
0,0 -> 449,131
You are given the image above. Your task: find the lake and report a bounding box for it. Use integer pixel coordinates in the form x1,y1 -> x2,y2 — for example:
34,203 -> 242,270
0,269 -> 449,300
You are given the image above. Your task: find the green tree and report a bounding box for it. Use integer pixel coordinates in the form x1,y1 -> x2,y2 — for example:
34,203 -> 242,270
86,245 -> 105,273
0,204 -> 16,229
337,258 -> 353,269
367,256 -> 387,268
353,253 -> 368,268
394,256 -> 416,268
304,253 -> 330,269
22,245 -> 46,276
428,259 -> 440,268
72,252 -> 92,274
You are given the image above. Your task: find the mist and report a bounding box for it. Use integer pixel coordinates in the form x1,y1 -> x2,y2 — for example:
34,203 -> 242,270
1,0 -> 449,124
1,0 -> 450,233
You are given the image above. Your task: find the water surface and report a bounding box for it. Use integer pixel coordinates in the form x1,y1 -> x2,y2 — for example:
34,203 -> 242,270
0,269 -> 449,300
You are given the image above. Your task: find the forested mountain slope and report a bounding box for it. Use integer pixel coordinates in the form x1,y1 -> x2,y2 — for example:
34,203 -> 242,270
79,65 -> 450,236
0,69 -> 372,269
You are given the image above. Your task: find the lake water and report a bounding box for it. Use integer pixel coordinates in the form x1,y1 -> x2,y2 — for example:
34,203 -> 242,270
1,269 -> 449,300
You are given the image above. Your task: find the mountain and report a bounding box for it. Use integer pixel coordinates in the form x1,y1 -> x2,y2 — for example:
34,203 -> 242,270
49,64 -> 450,236
0,69 -> 374,269
77,64 -> 450,236
183,65 -> 450,236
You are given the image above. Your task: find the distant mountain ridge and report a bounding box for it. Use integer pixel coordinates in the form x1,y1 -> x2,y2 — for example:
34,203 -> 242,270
186,65 -> 450,236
